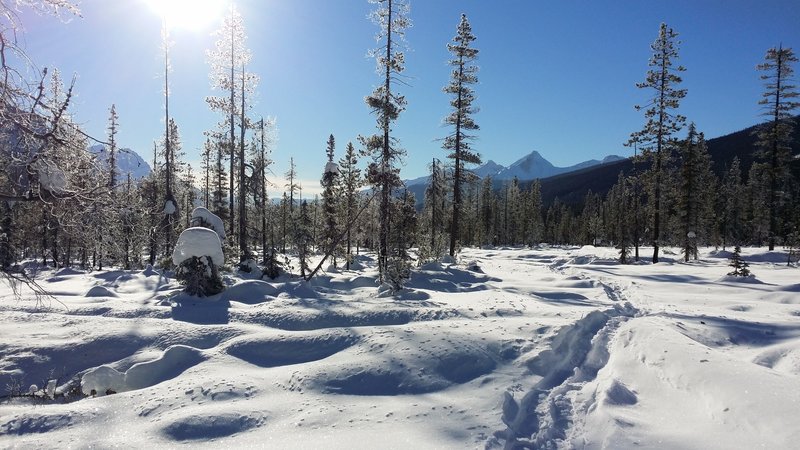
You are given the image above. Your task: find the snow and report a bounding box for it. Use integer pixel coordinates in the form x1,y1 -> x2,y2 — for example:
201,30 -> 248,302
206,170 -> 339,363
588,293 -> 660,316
171,227 -> 224,267
324,161 -> 340,175
2,246 -> 800,448
31,158 -> 67,194
190,207 -> 226,240
163,199 -> 177,215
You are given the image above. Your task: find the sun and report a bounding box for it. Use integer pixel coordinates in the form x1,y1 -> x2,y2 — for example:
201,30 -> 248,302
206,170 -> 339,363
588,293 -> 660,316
144,0 -> 226,30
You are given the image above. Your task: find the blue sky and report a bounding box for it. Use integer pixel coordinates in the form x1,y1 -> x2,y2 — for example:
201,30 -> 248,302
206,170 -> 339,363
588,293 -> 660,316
18,0 -> 800,194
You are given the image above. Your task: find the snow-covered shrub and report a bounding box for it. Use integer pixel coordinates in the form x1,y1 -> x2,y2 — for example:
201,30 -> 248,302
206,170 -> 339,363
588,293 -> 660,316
172,227 -> 225,297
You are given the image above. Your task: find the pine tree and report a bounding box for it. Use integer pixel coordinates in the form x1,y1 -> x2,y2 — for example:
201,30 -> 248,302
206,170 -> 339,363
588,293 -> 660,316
360,0 -> 411,281
606,173 -> 632,263
443,13 -> 481,257
321,134 -> 340,266
480,176 -> 495,246
728,246 -> 751,277
419,158 -> 448,262
295,200 -> 314,278
755,45 -> 799,251
207,3 -> 258,246
677,123 -> 714,261
338,142 -> 363,270
107,104 -> 119,190
255,118 -> 275,266
628,23 -> 687,263
718,157 -> 744,248
524,180 -> 544,246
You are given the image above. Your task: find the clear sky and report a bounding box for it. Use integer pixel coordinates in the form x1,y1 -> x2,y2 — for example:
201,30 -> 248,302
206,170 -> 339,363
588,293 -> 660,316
17,0 -> 800,195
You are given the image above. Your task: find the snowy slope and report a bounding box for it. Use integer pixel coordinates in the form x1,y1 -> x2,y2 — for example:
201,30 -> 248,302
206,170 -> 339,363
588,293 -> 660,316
89,144 -> 151,182
1,246 -> 799,448
493,151 -> 625,181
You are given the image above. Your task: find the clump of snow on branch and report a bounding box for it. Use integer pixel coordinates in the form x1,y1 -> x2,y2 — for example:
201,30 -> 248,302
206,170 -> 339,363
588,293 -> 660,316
163,199 -> 177,215
31,158 -> 67,194
324,161 -> 339,176
190,207 -> 226,240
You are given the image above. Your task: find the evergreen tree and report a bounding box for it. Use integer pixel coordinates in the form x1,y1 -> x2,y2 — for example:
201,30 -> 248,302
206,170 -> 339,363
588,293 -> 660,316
107,104 -> 119,190
480,176 -> 495,246
207,4 -> 258,245
321,134 -> 340,266
728,246 -> 751,277
628,23 -> 687,263
419,158 -> 448,262
295,200 -> 314,278
254,118 -> 275,266
606,173 -> 632,263
360,0 -> 411,281
755,45 -> 799,250
443,13 -> 481,257
677,123 -> 714,261
718,157 -> 744,248
524,179 -> 544,246
386,190 -> 416,289
338,142 -> 363,269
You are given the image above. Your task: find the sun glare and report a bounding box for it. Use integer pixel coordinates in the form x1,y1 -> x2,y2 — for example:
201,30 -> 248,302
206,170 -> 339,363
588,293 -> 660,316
144,0 -> 226,30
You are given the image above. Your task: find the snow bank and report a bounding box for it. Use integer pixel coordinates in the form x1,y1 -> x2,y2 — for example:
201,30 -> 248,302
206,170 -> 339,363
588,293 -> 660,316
190,207 -> 226,240
172,227 -> 224,267
81,366 -> 126,396
81,345 -> 204,396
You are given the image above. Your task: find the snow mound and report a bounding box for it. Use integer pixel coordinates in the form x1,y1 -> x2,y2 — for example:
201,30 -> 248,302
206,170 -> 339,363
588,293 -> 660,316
172,227 -> 224,267
225,330 -> 357,368
221,280 -> 278,304
81,366 -> 126,396
81,345 -> 205,396
190,207 -> 226,240
84,285 -> 118,298
141,265 -> 159,277
717,275 -> 763,284
440,255 -> 457,265
419,261 -> 444,271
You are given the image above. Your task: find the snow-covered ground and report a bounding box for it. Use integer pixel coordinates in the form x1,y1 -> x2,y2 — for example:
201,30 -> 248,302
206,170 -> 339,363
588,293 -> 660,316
1,246 -> 799,448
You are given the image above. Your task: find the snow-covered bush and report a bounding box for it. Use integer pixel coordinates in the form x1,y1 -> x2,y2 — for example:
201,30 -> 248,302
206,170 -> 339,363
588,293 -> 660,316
172,227 -> 225,296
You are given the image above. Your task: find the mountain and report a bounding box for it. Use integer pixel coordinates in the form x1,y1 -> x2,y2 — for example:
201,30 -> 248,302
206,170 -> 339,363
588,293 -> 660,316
473,160 -> 505,178
494,151 -> 625,181
535,117 -> 800,207
89,144 -> 151,182
404,152 -> 623,188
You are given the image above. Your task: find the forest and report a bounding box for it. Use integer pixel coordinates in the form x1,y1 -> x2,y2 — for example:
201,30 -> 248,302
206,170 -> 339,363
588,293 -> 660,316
1,1 -> 799,448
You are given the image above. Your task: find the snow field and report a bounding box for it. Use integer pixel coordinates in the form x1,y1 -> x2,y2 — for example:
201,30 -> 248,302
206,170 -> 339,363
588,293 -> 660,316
0,246 -> 798,448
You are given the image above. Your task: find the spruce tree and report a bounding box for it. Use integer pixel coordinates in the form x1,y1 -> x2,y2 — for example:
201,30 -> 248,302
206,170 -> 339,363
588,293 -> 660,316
338,142 -> 363,270
728,246 -> 751,277
295,200 -> 314,279
755,45 -> 799,250
480,176 -> 495,246
628,23 -> 687,263
321,134 -> 340,266
420,158 -> 447,262
360,0 -> 411,281
443,13 -> 481,257
107,104 -> 119,190
677,123 -> 714,261
207,4 -> 258,245
719,157 -> 744,248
